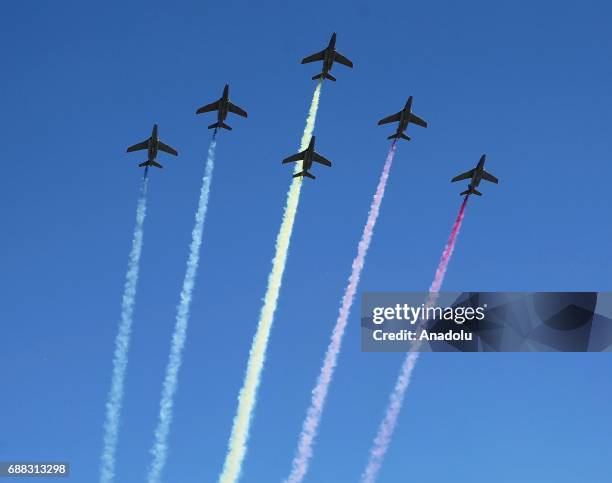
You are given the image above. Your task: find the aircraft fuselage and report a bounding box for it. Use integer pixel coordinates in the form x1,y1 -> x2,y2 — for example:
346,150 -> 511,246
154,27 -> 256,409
147,143 -> 157,160
322,34 -> 337,74
322,51 -> 335,74
396,98 -> 413,133
217,85 -> 230,122
398,112 -> 408,132
148,126 -> 159,160
470,158 -> 486,187
218,101 -> 229,122
302,147 -> 315,171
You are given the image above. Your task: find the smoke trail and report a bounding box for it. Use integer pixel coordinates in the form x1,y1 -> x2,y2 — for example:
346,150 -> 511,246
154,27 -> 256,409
428,195 -> 469,293
100,174 -> 149,483
147,139 -> 217,483
285,142 -> 398,483
218,82 -> 323,483
361,195 -> 470,483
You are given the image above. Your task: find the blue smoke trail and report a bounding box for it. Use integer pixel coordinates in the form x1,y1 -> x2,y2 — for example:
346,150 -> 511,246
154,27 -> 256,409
147,139 -> 217,483
100,174 -> 149,483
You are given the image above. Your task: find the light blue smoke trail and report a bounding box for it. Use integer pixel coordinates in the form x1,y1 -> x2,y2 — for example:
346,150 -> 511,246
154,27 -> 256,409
147,139 -> 217,483
100,175 -> 149,483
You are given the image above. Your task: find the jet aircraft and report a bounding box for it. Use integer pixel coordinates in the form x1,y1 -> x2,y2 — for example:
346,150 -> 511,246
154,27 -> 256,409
377,96 -> 428,141
301,32 -> 353,81
451,154 -> 498,196
281,136 -> 331,179
195,84 -> 248,131
126,124 -> 178,169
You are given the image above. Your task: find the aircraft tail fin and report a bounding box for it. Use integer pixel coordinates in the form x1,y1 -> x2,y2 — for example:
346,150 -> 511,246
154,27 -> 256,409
387,132 -> 411,141
312,72 -> 336,82
461,187 -> 482,196
293,170 -> 316,180
208,122 -> 232,131
139,160 -> 163,169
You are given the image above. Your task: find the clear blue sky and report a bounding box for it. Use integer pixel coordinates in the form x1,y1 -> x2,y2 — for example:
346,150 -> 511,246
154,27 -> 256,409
1,0 -> 611,482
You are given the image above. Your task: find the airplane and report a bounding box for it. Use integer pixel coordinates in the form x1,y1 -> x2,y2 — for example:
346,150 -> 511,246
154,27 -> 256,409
301,32 -> 353,82
377,96 -> 428,141
195,84 -> 248,131
126,124 -> 178,169
281,136 -> 331,179
451,154 -> 498,196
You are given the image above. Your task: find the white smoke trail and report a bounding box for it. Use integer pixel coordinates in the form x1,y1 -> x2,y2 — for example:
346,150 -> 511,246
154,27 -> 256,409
100,176 -> 149,483
147,139 -> 217,483
218,82 -> 323,483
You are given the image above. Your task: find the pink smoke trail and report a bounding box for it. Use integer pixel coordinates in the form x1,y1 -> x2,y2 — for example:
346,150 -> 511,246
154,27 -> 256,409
285,142 -> 398,483
361,195 -> 470,483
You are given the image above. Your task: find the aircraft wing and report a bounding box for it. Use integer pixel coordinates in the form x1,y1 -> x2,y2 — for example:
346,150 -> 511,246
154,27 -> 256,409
482,170 -> 499,184
196,99 -> 221,114
157,141 -> 178,156
451,169 -> 475,182
312,152 -> 332,167
127,139 -> 149,153
377,112 -> 401,125
228,102 -> 248,118
409,112 -> 428,128
334,52 -> 353,68
282,151 -> 305,163
301,50 -> 325,64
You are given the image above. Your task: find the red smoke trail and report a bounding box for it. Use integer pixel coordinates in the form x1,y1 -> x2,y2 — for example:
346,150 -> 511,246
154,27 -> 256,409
285,142 -> 398,483
429,194 -> 469,293
361,195 -> 470,483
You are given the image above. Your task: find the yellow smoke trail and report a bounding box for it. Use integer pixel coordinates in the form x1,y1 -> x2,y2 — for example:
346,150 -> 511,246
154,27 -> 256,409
218,81 -> 322,483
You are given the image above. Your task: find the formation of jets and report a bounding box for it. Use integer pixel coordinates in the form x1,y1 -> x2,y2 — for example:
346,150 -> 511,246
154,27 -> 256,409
126,33 -> 499,195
